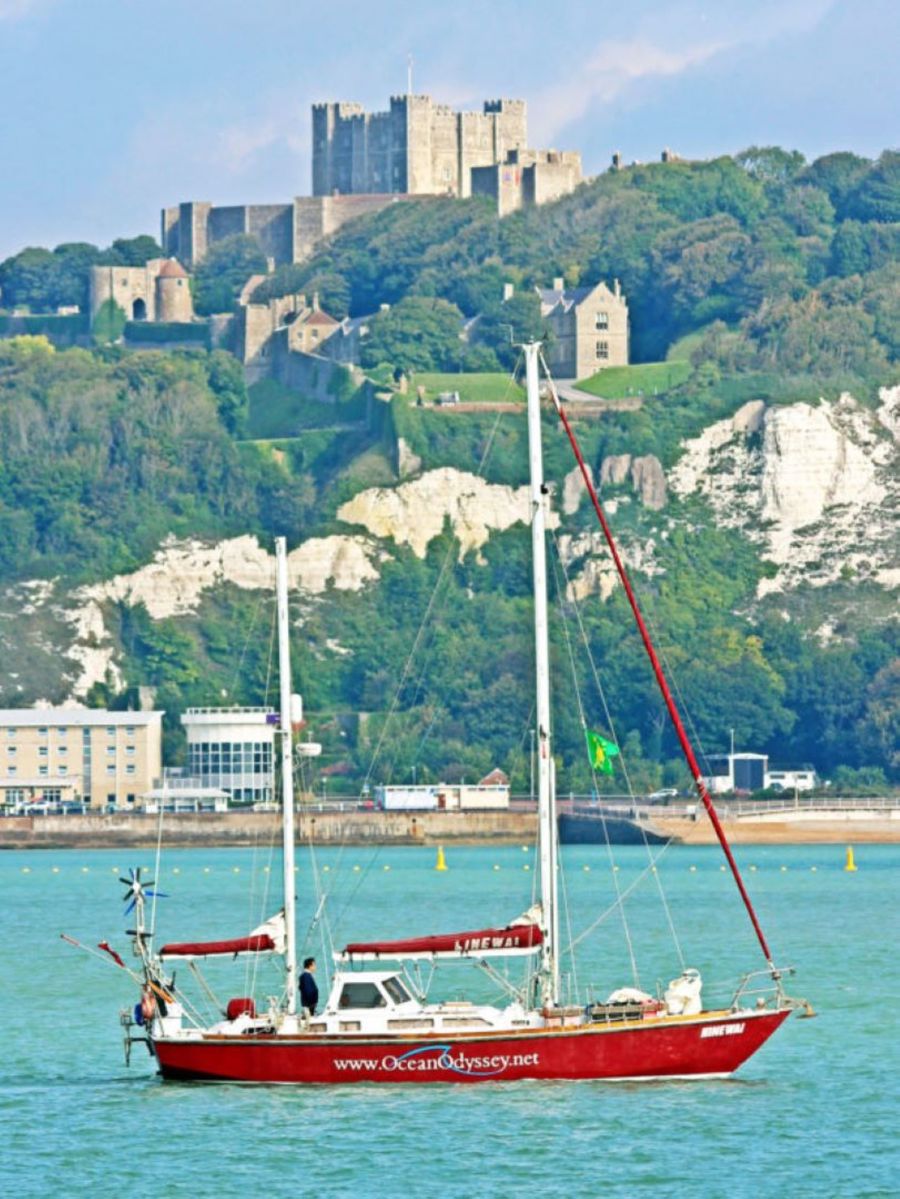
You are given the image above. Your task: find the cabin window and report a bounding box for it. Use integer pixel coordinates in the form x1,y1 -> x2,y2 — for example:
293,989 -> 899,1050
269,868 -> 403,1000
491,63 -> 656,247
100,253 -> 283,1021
383,976 -> 412,1005
338,982 -> 387,1009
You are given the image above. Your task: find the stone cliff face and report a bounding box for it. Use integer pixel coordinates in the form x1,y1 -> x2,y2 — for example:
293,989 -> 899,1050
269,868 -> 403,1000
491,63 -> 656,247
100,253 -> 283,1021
669,389 -> 898,597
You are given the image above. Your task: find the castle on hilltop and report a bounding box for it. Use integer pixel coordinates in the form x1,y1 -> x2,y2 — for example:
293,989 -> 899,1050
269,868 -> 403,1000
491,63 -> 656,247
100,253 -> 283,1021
161,94 -> 583,269
313,94 -> 582,215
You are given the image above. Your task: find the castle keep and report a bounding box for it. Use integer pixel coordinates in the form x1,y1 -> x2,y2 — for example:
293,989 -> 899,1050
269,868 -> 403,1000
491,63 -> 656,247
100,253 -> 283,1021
313,94 -> 581,212
313,96 -> 527,197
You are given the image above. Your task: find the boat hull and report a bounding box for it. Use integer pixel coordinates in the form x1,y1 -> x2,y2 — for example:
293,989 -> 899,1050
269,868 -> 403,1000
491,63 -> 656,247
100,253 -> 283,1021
558,811 -> 670,846
154,1008 -> 790,1084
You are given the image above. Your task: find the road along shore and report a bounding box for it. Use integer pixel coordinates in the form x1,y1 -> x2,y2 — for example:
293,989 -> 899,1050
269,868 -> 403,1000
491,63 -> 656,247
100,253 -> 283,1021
1,803 -> 899,849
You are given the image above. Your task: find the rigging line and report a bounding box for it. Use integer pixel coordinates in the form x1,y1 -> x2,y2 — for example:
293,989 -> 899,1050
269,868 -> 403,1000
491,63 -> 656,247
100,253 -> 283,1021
364,354 -> 523,790
542,355 -> 776,967
227,586 -> 268,702
567,840 -> 675,955
557,845 -> 579,1002
548,542 -> 640,987
550,528 -> 686,969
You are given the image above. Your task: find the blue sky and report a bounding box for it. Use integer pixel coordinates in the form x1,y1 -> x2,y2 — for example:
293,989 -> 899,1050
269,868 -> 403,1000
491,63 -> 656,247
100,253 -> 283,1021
0,0 -> 897,259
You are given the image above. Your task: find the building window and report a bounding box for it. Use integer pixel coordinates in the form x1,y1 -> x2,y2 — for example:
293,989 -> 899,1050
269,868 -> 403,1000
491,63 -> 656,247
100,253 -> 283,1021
39,746 -> 48,757
38,727 -> 48,737
58,746 -> 67,755
595,311 -> 609,331
595,340 -> 609,360
59,766 -> 68,775
311,328 -> 319,340
57,727 -> 68,739
106,765 -> 115,776
107,746 -> 116,756
126,746 -> 135,756
7,746 -> 16,756
126,765 -> 135,776
8,766 -> 16,776
6,728 -> 16,738
39,766 -> 48,776
127,793 -> 136,804
125,726 -> 135,736
107,727 -> 116,738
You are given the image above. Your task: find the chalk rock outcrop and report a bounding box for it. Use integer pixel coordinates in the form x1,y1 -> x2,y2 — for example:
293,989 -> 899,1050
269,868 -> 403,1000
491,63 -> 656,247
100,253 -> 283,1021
669,393 -> 898,596
599,453 -> 667,509
557,531 -> 663,602
337,467 -> 557,560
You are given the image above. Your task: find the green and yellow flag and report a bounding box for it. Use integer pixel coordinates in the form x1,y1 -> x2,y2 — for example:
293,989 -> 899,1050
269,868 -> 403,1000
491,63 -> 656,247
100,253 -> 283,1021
585,730 -> 620,776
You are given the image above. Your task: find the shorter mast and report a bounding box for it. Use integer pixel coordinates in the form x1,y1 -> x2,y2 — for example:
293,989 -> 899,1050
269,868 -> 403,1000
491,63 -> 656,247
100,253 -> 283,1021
275,536 -> 298,1015
524,342 -> 559,1006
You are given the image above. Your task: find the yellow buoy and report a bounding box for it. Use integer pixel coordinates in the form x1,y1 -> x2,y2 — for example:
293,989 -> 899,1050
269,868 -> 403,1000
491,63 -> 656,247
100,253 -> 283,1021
435,846 -> 448,872
811,866 -> 818,872
524,864 -> 530,871
383,864 -> 391,872
233,866 -> 240,873
845,846 -> 858,872
81,866 -> 89,873
22,866 -> 30,873
353,865 -> 361,873
493,864 -> 500,871
583,865 -> 590,872
52,866 -> 59,873
172,867 -> 180,874
689,865 -> 697,872
203,867 -> 210,874
322,865 -> 330,873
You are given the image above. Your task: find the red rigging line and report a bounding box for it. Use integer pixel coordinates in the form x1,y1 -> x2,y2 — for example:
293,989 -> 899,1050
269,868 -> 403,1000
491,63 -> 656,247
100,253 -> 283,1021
545,372 -> 775,968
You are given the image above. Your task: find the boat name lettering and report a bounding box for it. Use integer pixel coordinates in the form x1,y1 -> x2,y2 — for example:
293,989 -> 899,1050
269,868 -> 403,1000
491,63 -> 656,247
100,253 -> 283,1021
333,1044 -> 540,1076
456,934 -> 523,952
700,1022 -> 746,1039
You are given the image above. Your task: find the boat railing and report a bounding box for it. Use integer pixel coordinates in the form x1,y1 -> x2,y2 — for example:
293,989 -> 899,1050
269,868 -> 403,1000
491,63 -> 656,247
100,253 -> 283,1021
727,965 -> 796,1010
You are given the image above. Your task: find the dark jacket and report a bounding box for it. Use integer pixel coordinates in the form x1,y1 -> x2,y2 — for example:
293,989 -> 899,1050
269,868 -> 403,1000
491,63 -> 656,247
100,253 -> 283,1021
299,969 -> 319,1014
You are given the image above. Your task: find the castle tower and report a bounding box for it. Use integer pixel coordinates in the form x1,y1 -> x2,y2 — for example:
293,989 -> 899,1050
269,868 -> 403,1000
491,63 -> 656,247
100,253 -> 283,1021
155,259 -> 193,322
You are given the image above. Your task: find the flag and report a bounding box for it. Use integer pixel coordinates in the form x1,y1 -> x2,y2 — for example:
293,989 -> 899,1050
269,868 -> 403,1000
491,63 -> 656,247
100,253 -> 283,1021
585,730 -> 620,776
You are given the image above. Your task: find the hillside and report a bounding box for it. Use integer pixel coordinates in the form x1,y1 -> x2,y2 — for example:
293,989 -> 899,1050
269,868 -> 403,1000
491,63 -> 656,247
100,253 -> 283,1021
0,147 -> 897,792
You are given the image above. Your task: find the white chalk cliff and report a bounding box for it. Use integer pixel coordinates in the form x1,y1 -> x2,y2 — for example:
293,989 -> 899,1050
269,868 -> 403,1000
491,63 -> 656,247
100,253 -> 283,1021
669,389 -> 899,596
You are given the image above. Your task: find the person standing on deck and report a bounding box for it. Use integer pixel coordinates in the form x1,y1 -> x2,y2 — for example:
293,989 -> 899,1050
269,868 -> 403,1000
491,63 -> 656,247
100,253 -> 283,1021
300,957 -> 319,1019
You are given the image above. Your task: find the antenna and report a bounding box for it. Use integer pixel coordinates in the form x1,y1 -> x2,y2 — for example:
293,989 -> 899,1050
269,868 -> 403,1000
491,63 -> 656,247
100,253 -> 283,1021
407,53 -> 413,96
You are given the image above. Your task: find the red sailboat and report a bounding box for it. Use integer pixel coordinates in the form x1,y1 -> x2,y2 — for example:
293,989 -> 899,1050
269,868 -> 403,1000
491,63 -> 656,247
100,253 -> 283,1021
81,342 -> 808,1083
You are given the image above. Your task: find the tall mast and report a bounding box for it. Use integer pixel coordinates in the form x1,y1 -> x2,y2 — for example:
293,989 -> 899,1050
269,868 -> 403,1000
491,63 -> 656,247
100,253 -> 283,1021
524,342 -> 559,1006
275,536 -> 298,1015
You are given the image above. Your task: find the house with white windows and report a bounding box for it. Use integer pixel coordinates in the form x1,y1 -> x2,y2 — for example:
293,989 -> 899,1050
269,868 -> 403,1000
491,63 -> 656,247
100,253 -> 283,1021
536,277 -> 629,380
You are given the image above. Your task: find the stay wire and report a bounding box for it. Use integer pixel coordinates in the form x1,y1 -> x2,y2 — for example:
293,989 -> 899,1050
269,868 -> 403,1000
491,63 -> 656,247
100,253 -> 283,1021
548,541 -> 640,987
550,527 -> 686,970
363,354 -> 522,791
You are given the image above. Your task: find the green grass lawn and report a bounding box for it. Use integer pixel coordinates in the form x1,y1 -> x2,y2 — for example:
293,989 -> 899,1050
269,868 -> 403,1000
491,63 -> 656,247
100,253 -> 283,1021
410,371 -> 524,404
574,360 -> 691,398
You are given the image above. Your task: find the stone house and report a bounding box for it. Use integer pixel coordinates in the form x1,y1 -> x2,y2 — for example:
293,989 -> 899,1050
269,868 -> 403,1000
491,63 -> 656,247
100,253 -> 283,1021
537,277 -> 629,380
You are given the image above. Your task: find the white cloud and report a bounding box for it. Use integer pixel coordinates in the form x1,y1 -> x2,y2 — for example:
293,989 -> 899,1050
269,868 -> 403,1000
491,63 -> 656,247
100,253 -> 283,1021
531,0 -> 838,144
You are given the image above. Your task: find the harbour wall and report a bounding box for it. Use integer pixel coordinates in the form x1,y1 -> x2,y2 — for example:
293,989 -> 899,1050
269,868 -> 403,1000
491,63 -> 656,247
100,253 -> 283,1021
0,809 -> 538,850
2,802 -> 899,848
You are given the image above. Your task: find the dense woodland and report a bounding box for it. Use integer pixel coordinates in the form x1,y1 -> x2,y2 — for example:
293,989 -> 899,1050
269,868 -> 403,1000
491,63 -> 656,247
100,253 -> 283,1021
0,148 -> 897,790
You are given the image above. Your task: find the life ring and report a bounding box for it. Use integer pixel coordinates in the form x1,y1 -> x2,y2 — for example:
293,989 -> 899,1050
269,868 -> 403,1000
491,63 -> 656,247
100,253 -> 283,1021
140,987 -> 157,1023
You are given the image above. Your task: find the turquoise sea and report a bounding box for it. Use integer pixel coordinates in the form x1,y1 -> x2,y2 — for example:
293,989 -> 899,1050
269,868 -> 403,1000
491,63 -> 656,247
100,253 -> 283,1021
2,841 -> 898,1198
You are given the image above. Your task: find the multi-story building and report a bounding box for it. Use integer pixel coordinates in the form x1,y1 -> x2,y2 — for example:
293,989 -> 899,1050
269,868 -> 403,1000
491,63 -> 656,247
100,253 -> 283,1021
181,707 -> 277,805
0,709 -> 163,809
537,277 -> 630,379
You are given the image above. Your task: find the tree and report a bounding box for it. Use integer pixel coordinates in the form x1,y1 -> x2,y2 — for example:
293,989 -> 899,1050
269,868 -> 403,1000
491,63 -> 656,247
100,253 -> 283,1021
474,292 -> 544,369
360,296 -> 465,373
107,235 -> 162,266
92,298 -> 127,344
736,146 -> 806,185
206,350 -> 248,435
802,152 -> 871,219
192,234 -> 268,315
848,151 -> 900,222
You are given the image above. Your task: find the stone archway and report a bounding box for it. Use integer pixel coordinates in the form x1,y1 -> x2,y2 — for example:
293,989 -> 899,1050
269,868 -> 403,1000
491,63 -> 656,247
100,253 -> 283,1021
132,297 -> 147,321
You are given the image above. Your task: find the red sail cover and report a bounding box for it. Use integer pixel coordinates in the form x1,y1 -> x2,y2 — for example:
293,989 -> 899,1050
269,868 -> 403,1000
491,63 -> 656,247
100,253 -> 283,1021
343,923 -> 543,959
160,934 -> 276,959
